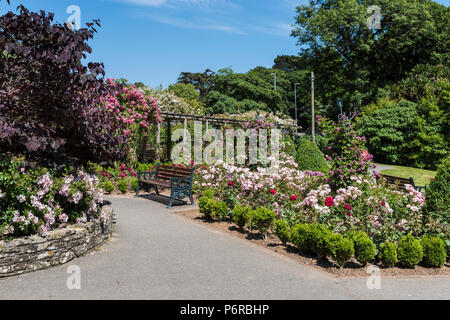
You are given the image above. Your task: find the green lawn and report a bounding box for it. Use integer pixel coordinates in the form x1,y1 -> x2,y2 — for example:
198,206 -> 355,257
378,164 -> 436,187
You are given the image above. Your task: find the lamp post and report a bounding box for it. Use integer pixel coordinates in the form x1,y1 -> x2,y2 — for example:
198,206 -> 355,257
271,73 -> 277,91
311,71 -> 315,143
294,83 -> 300,134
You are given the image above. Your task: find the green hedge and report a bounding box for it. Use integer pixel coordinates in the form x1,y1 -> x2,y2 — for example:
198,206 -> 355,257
295,138 -> 330,174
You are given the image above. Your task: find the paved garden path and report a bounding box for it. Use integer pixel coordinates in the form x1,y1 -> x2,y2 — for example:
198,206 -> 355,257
0,196 -> 448,300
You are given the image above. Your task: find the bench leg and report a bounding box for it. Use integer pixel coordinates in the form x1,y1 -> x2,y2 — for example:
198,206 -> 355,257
189,191 -> 195,206
154,185 -> 160,195
168,196 -> 174,209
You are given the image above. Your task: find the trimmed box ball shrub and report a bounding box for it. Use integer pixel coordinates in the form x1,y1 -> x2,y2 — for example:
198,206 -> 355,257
325,234 -> 355,267
291,224 -> 312,253
103,181 -> 115,194
347,231 -> 376,266
295,138 -> 330,174
274,219 -> 291,245
232,204 -> 251,230
398,234 -> 424,268
214,201 -> 228,220
421,235 -> 446,268
199,197 -> 217,220
309,224 -> 332,258
250,207 -> 276,239
117,179 -> 128,194
130,178 -> 139,192
378,242 -> 398,268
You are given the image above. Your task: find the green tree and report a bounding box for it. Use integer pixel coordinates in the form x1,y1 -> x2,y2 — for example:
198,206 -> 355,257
291,0 -> 450,111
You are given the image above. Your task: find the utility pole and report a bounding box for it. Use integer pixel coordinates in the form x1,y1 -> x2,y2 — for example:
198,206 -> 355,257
294,83 -> 300,134
311,71 -> 315,143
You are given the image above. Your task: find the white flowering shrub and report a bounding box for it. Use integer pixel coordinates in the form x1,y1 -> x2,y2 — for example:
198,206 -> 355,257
0,158 -> 104,238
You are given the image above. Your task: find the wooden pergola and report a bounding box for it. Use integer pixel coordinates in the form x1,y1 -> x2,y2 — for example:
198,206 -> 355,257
155,111 -> 299,161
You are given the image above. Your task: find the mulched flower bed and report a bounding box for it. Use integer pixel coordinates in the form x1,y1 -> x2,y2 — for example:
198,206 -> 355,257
172,206 -> 450,278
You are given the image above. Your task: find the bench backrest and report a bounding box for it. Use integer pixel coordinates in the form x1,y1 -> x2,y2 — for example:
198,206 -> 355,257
156,165 -> 194,182
380,174 -> 414,190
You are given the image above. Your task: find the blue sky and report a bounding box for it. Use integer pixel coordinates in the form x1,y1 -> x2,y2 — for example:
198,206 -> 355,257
1,0 -> 449,88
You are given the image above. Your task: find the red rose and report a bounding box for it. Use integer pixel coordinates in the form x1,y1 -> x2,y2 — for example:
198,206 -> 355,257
380,201 -> 386,207
344,204 -> 352,211
345,212 -> 352,217
290,195 -> 297,201
325,196 -> 334,207
270,189 -> 277,195
228,181 -> 234,187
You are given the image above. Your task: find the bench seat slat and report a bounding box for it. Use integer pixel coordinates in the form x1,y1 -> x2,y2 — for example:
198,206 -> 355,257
140,179 -> 171,188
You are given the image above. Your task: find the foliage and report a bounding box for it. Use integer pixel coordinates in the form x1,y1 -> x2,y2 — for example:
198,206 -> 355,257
177,69 -> 217,100
144,86 -> 203,115
357,95 -> 448,169
397,234 -> 424,268
130,178 -> 139,192
0,157 -> 104,238
203,67 -> 310,121
295,138 -> 329,174
421,235 -> 446,268
318,117 -> 375,190
274,219 -> 291,245
291,0 -> 450,112
168,83 -> 200,102
102,81 -> 162,163
378,242 -> 398,268
250,207 -> 276,239
347,230 -> 376,266
308,224 -> 332,258
215,201 -> 229,220
103,181 -> 115,194
0,5 -> 129,166
356,101 -> 419,165
231,204 -> 251,230
117,180 -> 128,194
198,197 -> 217,220
291,224 -> 311,253
423,155 -> 450,219
325,233 -> 354,267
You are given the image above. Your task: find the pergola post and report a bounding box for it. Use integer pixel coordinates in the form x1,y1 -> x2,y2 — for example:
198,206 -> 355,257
166,118 -> 171,162
156,123 -> 161,144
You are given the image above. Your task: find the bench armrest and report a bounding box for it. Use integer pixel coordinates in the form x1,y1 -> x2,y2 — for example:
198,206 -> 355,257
138,171 -> 157,181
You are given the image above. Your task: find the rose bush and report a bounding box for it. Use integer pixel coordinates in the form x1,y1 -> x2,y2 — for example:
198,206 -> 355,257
0,157 -> 104,238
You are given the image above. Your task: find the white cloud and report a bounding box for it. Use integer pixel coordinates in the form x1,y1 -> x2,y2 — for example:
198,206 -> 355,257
150,14 -> 246,34
117,0 -> 168,6
114,0 -> 225,7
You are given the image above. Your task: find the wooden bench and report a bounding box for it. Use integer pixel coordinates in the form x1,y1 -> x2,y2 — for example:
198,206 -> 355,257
136,164 -> 195,208
380,174 -> 426,192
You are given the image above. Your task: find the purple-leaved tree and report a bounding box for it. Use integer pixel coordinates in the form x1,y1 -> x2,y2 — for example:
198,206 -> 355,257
0,2 -> 129,166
